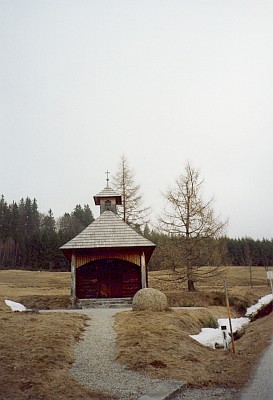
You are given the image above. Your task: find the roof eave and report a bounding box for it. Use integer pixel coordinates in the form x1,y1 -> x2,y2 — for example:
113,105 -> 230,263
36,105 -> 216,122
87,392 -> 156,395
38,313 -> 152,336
93,195 -> 122,205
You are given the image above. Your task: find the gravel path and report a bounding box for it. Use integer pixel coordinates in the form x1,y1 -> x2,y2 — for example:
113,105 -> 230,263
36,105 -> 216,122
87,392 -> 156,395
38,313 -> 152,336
70,308 -> 180,400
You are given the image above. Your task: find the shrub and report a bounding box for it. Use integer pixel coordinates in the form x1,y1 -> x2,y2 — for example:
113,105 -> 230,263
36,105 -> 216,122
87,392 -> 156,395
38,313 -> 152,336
203,315 -> 218,329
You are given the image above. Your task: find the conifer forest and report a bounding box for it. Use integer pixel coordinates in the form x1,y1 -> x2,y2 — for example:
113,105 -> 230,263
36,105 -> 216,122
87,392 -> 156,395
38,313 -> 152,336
0,195 -> 272,271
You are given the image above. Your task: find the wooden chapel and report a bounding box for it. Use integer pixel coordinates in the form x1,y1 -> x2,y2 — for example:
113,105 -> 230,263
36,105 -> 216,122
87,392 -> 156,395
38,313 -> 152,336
60,184 -> 155,306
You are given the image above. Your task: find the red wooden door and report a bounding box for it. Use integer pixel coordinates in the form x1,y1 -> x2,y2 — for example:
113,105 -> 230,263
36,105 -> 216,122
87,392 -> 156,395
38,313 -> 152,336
76,259 -> 141,299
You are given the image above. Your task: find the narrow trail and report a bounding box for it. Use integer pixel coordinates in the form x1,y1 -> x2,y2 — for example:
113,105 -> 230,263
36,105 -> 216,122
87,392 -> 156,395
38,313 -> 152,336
70,308 -> 177,400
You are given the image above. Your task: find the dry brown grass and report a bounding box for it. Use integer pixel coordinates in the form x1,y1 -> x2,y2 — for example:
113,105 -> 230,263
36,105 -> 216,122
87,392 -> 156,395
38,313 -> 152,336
115,266 -> 273,388
115,308 -> 272,388
0,270 -> 71,309
0,270 -> 111,400
0,267 -> 272,398
0,308 -> 112,400
149,265 -> 269,291
149,266 -> 270,311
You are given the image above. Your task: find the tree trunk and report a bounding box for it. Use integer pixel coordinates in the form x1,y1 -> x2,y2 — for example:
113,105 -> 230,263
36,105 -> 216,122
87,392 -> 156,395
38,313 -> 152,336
186,234 -> 196,291
187,278 -> 196,292
187,264 -> 196,292
249,264 -> 253,288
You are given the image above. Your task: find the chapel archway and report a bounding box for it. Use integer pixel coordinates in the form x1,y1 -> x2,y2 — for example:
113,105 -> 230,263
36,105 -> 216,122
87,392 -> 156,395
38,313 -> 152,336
76,258 -> 141,299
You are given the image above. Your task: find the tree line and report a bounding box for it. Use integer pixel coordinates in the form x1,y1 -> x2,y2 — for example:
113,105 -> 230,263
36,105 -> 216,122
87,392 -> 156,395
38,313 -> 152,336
0,157 -> 272,285
0,196 -> 272,273
146,232 -> 273,271
225,237 -> 273,268
0,195 -> 94,270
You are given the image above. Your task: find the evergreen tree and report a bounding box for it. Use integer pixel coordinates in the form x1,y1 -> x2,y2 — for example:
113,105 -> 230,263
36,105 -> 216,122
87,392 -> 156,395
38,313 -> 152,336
1,192 -> 272,271
72,204 -> 94,228
0,195 -> 11,265
40,209 -> 59,270
58,204 -> 94,246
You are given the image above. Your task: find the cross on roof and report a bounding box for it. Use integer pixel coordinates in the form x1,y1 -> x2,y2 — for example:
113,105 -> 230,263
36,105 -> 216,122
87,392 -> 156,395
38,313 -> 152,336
105,170 -> 110,187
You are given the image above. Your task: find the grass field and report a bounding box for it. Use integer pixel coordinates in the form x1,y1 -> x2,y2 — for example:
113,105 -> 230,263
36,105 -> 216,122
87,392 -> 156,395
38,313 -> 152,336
0,270 -> 110,400
116,266 -> 273,388
0,266 -> 272,398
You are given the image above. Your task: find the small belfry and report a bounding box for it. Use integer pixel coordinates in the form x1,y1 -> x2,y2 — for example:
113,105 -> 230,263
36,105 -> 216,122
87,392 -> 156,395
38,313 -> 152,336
60,175 -> 156,307
93,170 -> 121,214
93,186 -> 122,214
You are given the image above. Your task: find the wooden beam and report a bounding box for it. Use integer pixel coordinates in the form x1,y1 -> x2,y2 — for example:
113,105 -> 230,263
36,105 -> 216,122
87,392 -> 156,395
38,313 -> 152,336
141,252 -> 147,288
71,253 -> 76,307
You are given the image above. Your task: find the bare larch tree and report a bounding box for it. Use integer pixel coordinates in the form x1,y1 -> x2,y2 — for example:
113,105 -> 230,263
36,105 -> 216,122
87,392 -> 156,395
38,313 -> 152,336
159,162 -> 227,291
112,155 -> 150,230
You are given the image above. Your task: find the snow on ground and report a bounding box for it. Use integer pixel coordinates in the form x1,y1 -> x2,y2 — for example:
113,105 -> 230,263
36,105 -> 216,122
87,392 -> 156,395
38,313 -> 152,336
190,294 -> 273,349
190,317 -> 249,349
5,299 -> 27,312
190,327 -> 225,349
218,317 -> 250,334
245,294 -> 273,318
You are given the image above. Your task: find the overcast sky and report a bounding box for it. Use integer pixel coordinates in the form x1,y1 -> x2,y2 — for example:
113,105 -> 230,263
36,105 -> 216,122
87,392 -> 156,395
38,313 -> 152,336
1,1 -> 273,239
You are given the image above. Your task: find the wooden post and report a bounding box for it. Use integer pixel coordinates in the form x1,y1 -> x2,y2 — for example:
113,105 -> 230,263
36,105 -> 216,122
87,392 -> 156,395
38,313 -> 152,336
141,252 -> 147,288
71,253 -> 76,307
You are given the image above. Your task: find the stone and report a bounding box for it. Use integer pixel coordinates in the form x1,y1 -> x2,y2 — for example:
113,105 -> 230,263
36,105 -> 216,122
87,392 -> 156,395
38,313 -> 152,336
137,380 -> 186,400
132,288 -> 169,311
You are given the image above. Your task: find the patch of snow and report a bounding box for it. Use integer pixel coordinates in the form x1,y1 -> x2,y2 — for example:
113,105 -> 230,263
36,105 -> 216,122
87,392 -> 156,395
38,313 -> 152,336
5,299 -> 27,312
190,328 -> 224,349
190,294 -> 272,349
218,317 -> 250,333
190,317 -> 250,349
245,294 -> 273,318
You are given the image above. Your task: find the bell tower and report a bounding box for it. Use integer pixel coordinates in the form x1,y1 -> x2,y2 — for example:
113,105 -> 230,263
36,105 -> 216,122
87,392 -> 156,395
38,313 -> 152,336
93,171 -> 122,215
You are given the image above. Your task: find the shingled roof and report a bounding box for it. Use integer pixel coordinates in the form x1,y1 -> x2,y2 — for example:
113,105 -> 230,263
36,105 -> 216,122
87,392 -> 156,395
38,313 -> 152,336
93,187 -> 122,205
60,210 -> 155,251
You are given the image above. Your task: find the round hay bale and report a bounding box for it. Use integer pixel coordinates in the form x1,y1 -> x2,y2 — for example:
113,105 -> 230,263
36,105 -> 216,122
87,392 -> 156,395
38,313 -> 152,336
132,288 -> 169,311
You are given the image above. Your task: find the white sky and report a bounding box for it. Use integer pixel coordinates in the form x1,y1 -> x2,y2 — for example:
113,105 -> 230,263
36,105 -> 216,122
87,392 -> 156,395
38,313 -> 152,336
1,0 -> 273,239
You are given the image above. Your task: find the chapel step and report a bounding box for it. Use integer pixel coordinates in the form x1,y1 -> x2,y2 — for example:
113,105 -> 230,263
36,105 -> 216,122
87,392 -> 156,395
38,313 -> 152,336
77,297 -> 133,309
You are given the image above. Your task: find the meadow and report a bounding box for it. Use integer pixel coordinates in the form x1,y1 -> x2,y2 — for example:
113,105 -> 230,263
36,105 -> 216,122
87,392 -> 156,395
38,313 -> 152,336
0,266 -> 272,399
